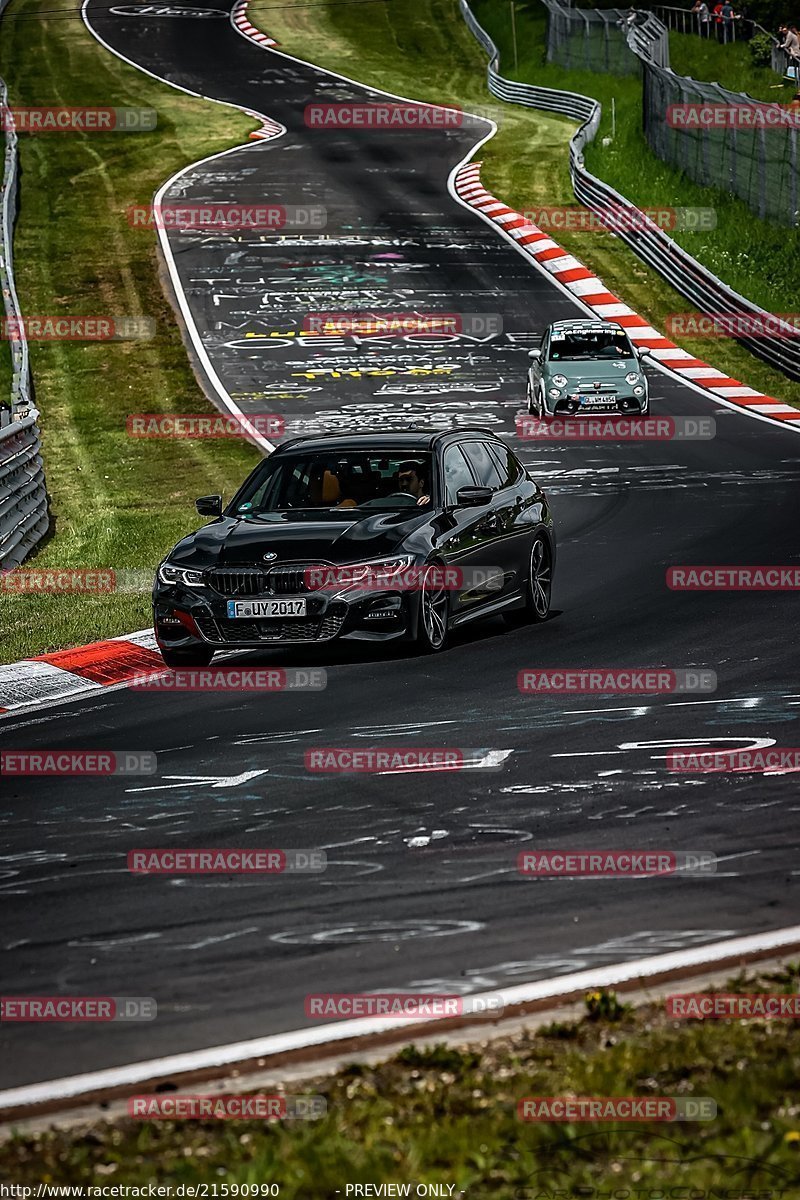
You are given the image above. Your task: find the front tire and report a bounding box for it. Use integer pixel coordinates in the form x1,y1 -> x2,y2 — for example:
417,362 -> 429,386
414,562 -> 450,654
504,534 -> 553,626
159,643 -> 214,668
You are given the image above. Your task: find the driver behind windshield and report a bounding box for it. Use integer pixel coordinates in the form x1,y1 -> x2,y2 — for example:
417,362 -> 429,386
397,460 -> 431,507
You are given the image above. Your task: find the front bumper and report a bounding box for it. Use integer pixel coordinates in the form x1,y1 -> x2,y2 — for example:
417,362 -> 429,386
153,584 -> 416,649
545,391 -> 648,417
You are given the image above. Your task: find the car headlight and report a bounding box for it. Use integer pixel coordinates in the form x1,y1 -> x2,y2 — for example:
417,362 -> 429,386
625,372 -> 640,385
633,385 -> 645,397
340,555 -> 414,583
157,561 -> 206,588
548,388 -> 563,399
551,374 -> 568,388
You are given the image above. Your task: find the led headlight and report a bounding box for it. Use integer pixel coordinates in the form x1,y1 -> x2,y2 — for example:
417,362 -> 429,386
551,374 -> 568,388
157,561 -> 206,588
633,385 -> 645,396
343,555 -> 414,581
625,372 -> 641,385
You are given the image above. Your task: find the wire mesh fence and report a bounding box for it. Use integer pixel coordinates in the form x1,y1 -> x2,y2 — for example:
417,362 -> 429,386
459,0 -> 800,379
542,0 -> 799,227
542,0 -> 643,75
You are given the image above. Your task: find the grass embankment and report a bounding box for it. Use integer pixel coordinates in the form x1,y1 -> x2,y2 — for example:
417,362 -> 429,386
668,29 -> 795,102
0,0 -> 260,663
3,971 -> 800,1189
250,0 -> 800,409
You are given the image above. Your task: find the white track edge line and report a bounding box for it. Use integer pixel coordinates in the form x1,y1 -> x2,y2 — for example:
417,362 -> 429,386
80,0 -> 283,454
2,924 -> 799,1112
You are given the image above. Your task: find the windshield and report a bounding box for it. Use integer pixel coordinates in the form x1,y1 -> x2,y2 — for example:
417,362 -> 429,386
233,451 -> 435,516
548,329 -> 633,361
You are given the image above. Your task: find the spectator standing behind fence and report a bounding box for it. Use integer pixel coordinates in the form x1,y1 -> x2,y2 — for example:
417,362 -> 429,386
777,24 -> 800,82
692,0 -> 711,37
712,1 -> 724,40
720,0 -> 736,42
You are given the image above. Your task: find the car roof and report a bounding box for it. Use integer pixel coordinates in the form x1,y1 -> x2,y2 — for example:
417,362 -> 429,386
548,319 -> 625,332
272,428 -> 504,454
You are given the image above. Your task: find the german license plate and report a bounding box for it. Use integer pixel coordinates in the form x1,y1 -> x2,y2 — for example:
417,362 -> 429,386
227,598 -> 307,618
579,395 -> 614,407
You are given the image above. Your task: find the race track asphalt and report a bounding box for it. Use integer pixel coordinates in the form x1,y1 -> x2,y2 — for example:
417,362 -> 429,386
1,0 -> 798,1089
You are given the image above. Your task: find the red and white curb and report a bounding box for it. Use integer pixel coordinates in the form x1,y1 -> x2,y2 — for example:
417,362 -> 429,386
231,0 -> 277,47
454,162 -> 800,426
229,2 -> 284,140
0,629 -> 163,716
2,923 -> 799,1120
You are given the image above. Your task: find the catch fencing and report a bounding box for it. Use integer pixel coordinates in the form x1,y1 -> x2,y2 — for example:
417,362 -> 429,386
459,0 -> 800,381
545,0 -> 799,228
0,65 -> 49,565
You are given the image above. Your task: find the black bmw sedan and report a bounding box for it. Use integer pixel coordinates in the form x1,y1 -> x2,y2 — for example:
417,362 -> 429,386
152,429 -> 556,665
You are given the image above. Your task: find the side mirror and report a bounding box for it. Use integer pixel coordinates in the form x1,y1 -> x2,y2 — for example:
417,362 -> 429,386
635,347 -> 650,360
456,485 -> 493,507
528,348 -> 542,359
196,494 -> 223,517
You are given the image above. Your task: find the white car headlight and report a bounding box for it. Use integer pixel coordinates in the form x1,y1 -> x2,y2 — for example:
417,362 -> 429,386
158,561 -> 205,588
633,385 -> 645,397
341,555 -> 414,582
548,388 -> 562,399
625,372 -> 640,385
551,374 -> 568,388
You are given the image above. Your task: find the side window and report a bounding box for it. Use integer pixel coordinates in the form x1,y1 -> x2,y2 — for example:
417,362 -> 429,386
486,442 -> 523,487
443,445 -> 476,506
460,441 -> 503,490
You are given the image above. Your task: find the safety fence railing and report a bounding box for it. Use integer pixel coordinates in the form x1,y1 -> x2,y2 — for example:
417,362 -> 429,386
653,4 -> 768,44
0,57 -> 49,563
459,0 -> 800,382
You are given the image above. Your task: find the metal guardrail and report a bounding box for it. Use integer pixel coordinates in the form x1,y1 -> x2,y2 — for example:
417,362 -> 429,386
0,409 -> 49,567
0,57 -> 49,562
459,0 -> 800,383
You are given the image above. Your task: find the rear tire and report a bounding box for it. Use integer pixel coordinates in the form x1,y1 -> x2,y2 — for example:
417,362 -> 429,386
159,644 -> 214,668
503,535 -> 553,626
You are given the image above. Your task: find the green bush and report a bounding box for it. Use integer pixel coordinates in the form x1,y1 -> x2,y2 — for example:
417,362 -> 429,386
749,30 -> 775,67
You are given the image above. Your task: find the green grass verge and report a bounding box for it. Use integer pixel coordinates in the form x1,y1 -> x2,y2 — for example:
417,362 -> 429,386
668,28 -> 796,102
249,0 -> 800,410
2,971 -> 800,1189
478,2 -> 800,325
0,0 -> 261,664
